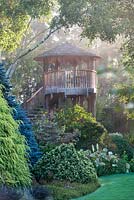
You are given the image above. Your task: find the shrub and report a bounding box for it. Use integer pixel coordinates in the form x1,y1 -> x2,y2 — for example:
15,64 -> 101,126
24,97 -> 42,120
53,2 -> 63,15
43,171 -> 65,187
0,186 -> 53,200
110,133 -> 134,160
0,63 -> 41,165
34,114 -> 80,152
33,143 -> 97,184
7,95 -> 41,165
31,185 -> 53,200
129,159 -> 134,172
89,145 -> 128,176
0,88 -> 31,187
0,187 -> 22,200
54,105 -> 107,149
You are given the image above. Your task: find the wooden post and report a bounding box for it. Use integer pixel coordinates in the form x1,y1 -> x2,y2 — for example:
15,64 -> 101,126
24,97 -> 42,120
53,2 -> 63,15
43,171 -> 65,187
87,94 -> 96,117
45,95 -> 50,111
79,96 -> 84,107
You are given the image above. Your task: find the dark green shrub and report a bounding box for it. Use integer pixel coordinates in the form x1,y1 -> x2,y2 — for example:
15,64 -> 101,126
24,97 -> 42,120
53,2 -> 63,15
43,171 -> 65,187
129,159 -> 134,172
110,134 -> 134,160
0,88 -> 31,187
54,105 -> 107,149
116,159 -> 127,174
33,143 -> 97,184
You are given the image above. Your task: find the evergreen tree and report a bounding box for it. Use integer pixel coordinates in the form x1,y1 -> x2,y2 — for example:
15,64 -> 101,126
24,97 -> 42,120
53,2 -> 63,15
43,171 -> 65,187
0,87 -> 31,186
0,63 -> 41,165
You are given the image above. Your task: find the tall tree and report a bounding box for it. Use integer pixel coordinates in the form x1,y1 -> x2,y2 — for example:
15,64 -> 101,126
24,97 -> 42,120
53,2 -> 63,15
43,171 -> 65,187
0,87 -> 31,187
0,0 -> 54,52
0,63 -> 41,165
54,0 -> 134,118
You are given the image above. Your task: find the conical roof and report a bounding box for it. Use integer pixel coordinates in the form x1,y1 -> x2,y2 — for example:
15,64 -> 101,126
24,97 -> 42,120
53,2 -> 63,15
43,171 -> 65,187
34,43 -> 100,66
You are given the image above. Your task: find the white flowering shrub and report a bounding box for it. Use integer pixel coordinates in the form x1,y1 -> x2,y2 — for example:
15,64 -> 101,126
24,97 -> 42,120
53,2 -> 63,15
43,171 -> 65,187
88,144 -> 128,176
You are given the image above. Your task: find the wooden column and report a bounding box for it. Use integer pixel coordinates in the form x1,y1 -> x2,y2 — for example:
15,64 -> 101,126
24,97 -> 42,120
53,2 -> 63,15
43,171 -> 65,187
58,94 -> 64,108
87,94 -> 96,117
79,96 -> 84,107
45,95 -> 50,111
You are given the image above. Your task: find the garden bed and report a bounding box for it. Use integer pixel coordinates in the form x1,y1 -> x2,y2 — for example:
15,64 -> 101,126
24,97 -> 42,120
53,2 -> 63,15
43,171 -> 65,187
46,180 -> 100,200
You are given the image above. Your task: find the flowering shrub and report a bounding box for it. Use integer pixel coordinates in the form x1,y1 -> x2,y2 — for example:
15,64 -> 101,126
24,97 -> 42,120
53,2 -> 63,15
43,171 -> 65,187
33,143 -> 98,184
88,144 -> 128,176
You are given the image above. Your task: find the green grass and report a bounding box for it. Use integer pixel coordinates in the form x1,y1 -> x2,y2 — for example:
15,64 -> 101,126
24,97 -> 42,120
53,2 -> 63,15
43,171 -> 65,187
72,173 -> 134,200
46,180 -> 100,200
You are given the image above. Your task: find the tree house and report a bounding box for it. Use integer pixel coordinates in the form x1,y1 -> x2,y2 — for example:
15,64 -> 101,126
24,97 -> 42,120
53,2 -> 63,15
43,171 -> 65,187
23,43 -> 100,116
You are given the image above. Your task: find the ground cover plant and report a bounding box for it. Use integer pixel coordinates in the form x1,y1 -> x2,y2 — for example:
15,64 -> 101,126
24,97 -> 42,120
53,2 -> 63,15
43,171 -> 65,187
47,181 -> 100,200
0,88 -> 31,187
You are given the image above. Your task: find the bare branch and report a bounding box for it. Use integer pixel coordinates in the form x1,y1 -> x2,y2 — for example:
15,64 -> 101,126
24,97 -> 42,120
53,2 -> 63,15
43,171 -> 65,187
6,25 -> 62,78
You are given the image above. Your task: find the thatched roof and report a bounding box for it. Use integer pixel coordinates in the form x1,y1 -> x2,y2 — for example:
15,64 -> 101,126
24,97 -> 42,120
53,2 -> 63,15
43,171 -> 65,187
34,43 -> 101,66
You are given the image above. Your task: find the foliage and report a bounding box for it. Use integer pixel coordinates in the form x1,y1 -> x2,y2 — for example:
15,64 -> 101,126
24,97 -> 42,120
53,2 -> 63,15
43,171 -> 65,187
11,55 -> 43,102
0,0 -> 54,51
110,134 -> 134,160
8,96 -> 42,165
97,105 -> 130,133
0,63 -> 41,165
55,0 -> 134,119
129,159 -> 134,172
47,181 -> 100,200
30,185 -> 53,200
89,145 -> 129,176
0,88 -> 31,187
0,187 -> 22,200
0,185 -> 53,200
56,0 -> 126,42
34,113 -> 80,152
114,41 -> 134,119
55,1 -> 134,42
54,105 -> 107,149
33,143 -> 97,184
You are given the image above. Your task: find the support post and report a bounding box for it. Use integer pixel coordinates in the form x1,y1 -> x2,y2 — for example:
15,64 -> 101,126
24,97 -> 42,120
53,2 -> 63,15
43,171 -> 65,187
87,94 -> 96,117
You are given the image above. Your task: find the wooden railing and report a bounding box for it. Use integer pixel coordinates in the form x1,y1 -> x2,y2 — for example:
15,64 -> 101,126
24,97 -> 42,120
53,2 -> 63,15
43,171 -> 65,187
22,86 -> 44,112
44,70 -> 96,89
23,70 -> 97,112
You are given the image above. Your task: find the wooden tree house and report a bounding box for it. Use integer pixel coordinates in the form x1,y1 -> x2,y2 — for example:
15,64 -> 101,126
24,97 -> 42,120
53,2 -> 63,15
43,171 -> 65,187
23,43 -> 100,116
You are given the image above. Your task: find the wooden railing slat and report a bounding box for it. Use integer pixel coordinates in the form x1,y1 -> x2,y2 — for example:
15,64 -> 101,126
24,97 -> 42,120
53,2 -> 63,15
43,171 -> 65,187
44,70 -> 96,89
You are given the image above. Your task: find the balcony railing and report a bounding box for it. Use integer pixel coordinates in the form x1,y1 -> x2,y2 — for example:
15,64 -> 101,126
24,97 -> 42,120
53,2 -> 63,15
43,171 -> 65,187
44,70 -> 96,90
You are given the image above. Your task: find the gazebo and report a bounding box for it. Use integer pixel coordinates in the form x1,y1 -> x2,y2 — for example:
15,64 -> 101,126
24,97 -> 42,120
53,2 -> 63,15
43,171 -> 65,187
24,43 -> 100,116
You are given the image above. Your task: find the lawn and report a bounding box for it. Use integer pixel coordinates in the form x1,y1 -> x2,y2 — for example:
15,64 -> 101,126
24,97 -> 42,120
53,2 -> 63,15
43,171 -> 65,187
72,173 -> 134,200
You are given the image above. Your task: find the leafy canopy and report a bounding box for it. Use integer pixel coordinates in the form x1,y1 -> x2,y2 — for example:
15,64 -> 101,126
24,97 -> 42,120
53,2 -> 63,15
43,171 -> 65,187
54,0 -> 134,118
0,0 -> 54,51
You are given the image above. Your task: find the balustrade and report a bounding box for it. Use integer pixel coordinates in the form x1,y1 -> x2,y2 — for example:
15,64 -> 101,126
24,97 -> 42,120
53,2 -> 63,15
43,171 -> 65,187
44,70 -> 96,89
